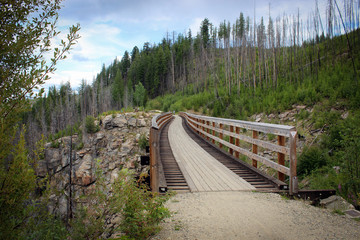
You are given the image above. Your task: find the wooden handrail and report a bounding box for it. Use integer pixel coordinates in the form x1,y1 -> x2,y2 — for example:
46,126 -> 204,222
149,112 -> 173,193
181,112 -> 298,194
151,112 -> 172,130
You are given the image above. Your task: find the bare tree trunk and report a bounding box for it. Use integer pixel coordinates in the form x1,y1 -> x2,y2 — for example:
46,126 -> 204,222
170,48 -> 175,92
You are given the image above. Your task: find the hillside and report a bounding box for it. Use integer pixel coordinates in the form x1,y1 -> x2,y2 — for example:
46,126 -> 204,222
3,0 -> 360,238
24,8 -> 360,210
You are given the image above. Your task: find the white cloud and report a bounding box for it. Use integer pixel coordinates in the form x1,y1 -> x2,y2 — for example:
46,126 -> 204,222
46,68 -> 97,90
71,23 -> 123,60
189,18 -> 204,35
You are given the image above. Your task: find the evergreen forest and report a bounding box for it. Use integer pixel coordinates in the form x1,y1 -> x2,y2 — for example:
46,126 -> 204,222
25,1 -> 360,208
1,0 -> 360,238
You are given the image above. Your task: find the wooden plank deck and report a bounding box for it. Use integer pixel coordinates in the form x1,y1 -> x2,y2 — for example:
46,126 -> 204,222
168,116 -> 256,192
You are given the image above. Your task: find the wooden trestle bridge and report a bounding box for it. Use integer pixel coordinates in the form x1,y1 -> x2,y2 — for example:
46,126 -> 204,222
149,112 -> 299,195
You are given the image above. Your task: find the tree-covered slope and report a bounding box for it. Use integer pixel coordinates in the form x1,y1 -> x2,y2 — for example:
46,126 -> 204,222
26,0 -> 360,209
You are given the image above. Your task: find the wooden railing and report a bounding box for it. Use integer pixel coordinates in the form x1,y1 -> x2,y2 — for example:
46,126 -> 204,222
181,112 -> 298,194
149,112 -> 173,193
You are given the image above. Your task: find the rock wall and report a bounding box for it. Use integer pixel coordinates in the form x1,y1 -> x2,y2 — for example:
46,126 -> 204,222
37,111 -> 156,217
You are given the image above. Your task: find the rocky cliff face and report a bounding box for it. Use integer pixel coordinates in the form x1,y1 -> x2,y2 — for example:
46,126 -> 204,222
37,111 -> 156,217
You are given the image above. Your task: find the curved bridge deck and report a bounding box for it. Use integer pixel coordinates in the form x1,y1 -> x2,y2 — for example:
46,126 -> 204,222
169,116 -> 255,192
159,115 -> 283,193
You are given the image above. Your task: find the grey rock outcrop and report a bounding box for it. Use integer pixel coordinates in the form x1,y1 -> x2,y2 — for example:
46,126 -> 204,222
320,195 -> 355,211
37,111 -> 156,219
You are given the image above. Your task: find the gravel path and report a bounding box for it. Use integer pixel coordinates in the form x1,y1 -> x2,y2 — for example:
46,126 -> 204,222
151,191 -> 360,240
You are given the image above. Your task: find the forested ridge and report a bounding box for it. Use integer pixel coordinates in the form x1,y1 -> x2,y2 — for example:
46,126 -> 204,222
27,0 -> 359,137
23,0 -> 360,211
1,0 -> 359,238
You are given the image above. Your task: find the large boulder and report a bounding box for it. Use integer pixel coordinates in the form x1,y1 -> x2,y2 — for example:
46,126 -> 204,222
103,115 -> 113,129
127,117 -> 137,127
112,114 -> 127,128
320,195 -> 355,211
137,118 -> 147,127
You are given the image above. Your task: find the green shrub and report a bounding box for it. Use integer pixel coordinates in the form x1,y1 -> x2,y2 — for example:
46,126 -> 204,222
118,171 -> 172,239
296,109 -> 310,120
334,116 -> 360,208
170,100 -> 185,113
51,140 -> 61,148
76,142 -> 84,150
0,128 -> 68,239
139,134 -> 148,150
70,165 -> 172,239
308,166 -> 339,190
85,115 -> 99,133
298,146 -> 328,176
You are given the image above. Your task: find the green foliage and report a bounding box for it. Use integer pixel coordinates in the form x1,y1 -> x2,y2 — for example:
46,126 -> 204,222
98,110 -> 122,117
296,109 -> 310,120
116,170 -> 172,239
51,140 -> 61,148
70,164 -> 172,239
0,128 -> 68,239
134,82 -> 147,107
0,1 -> 80,238
298,146 -> 328,176
0,128 -> 36,238
333,116 -> 360,208
21,208 -> 68,240
170,100 -> 185,113
302,113 -> 360,208
146,98 -> 162,111
112,69 -> 125,107
0,0 -> 80,113
139,134 -> 148,150
0,0 -> 80,161
200,18 -> 211,48
48,123 -> 81,141
307,167 -> 339,190
85,115 -> 99,133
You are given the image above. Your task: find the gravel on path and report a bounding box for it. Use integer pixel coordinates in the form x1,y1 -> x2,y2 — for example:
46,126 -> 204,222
151,191 -> 360,240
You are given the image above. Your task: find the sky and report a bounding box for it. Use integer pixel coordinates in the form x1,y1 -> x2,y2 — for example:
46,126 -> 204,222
48,0 -> 327,91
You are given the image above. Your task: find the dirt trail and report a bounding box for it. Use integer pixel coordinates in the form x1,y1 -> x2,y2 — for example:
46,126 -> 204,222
151,191 -> 360,240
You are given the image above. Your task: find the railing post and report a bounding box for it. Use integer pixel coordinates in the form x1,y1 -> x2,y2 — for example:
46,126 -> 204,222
212,122 -> 216,144
202,119 -> 205,138
229,125 -> 234,155
196,117 -> 200,135
219,123 -> 223,149
277,135 -> 285,182
252,131 -> 258,168
289,131 -> 298,194
206,121 -> 210,141
190,116 -> 195,132
235,127 -> 240,158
